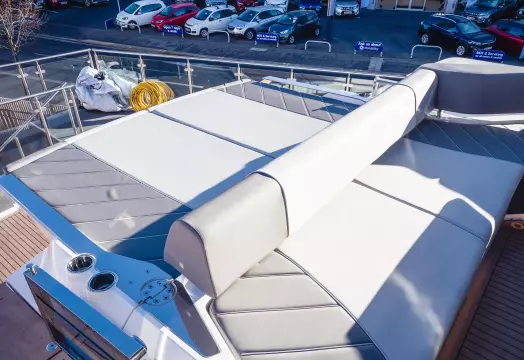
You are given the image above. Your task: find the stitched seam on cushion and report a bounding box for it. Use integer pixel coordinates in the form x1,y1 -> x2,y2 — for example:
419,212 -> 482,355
214,304 -> 339,316
239,343 -> 377,356
208,299 -> 243,360
275,249 -> 388,360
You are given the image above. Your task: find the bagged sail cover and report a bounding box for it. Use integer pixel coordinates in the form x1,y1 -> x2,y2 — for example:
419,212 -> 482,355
75,66 -> 136,112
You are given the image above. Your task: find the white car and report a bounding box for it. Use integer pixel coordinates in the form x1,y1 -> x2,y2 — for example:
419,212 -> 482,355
264,0 -> 289,11
116,0 -> 166,29
184,5 -> 237,38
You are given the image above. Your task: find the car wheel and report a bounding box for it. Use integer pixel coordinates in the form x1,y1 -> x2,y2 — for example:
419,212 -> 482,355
84,0 -> 91,6
288,35 -> 295,44
245,29 -> 255,40
420,32 -> 430,44
200,28 -> 209,38
455,43 -> 467,57
314,27 -> 320,36
128,21 -> 138,30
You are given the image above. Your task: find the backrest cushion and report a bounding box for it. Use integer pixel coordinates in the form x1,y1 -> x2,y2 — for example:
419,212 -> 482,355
256,69 -> 438,234
421,58 -> 524,114
164,173 -> 288,298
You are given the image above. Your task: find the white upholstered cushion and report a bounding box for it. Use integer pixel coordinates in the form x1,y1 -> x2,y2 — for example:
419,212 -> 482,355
356,138 -> 524,243
279,182 -> 485,360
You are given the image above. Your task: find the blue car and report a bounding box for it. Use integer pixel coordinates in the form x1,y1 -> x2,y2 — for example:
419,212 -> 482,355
297,0 -> 322,12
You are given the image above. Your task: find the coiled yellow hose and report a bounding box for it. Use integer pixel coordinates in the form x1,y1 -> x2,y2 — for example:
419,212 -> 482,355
130,80 -> 174,112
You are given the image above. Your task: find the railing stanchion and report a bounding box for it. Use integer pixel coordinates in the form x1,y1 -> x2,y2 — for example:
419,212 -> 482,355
62,89 -> 78,135
186,59 -> 193,94
14,137 -> 24,158
69,88 -> 83,133
345,74 -> 351,92
35,61 -> 48,91
237,63 -> 241,82
17,64 -> 31,96
138,55 -> 146,81
35,98 -> 53,146
92,50 -> 100,70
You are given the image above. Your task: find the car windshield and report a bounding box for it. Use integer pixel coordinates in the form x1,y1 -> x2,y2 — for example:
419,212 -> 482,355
194,9 -> 212,20
457,21 -> 481,34
124,3 -> 140,14
277,14 -> 298,25
476,0 -> 499,8
159,7 -> 175,15
238,9 -> 258,21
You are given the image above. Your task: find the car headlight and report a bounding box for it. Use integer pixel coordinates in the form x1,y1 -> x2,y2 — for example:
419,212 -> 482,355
478,13 -> 488,18
316,5 -> 321,9
468,40 -> 482,45
299,5 -> 305,9
156,20 -> 162,23
121,17 -> 128,20
236,26 -> 244,30
280,29 -> 289,34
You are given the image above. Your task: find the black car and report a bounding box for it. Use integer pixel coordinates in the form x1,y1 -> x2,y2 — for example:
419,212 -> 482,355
268,10 -> 320,44
463,0 -> 518,26
419,14 -> 496,56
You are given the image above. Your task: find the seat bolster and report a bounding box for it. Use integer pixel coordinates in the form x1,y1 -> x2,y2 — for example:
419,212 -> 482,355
164,173 -> 288,298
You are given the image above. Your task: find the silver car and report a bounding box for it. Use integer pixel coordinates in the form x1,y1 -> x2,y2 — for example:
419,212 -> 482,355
334,0 -> 359,17
227,6 -> 284,40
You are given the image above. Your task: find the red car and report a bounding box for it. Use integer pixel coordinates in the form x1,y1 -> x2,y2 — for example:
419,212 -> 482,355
151,3 -> 199,31
46,0 -> 68,9
486,20 -> 524,55
235,0 -> 263,12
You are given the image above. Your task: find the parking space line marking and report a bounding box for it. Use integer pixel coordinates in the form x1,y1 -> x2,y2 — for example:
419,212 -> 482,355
69,5 -> 83,8
45,10 -> 58,13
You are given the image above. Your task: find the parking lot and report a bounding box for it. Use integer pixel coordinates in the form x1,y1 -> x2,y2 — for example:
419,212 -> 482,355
17,1 -> 524,74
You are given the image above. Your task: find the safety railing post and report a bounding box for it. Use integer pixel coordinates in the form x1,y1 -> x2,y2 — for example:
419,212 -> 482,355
34,98 -> 53,146
69,88 -> 83,133
35,61 -> 48,91
91,50 -> 100,70
186,59 -> 193,94
138,55 -> 146,81
345,73 -> 351,92
14,136 -> 24,158
236,63 -> 242,82
17,64 -> 31,96
62,89 -> 78,135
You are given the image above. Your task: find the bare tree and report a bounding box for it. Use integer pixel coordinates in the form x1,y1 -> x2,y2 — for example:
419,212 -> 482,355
0,0 -> 44,62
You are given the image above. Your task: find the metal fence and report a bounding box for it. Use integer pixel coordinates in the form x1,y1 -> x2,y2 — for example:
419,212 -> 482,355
0,48 -> 405,168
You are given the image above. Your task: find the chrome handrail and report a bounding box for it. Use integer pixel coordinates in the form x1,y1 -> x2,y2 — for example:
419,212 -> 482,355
91,48 -> 405,80
0,49 -> 91,69
0,85 -> 75,106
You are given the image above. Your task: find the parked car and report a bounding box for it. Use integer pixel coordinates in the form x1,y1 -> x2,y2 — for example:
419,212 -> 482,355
69,0 -> 108,7
227,6 -> 283,39
463,0 -> 518,26
486,19 -> 524,53
419,14 -> 496,56
234,0 -> 264,12
516,6 -> 524,17
265,0 -> 289,11
116,0 -> 166,29
152,3 -> 200,30
45,0 -> 68,9
334,0 -> 359,17
205,0 -> 227,6
185,5 -> 238,37
298,0 -> 322,12
269,10 -> 320,44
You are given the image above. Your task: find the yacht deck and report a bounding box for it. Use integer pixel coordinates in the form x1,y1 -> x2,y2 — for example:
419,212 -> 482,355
1,201 -> 524,359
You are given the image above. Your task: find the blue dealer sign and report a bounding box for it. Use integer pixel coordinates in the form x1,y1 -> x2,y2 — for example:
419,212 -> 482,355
162,25 -> 183,35
354,41 -> 383,53
472,49 -> 504,63
255,33 -> 279,43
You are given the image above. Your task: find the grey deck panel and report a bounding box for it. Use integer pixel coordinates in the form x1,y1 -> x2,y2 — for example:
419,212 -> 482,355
221,82 -> 358,122
411,120 -> 524,165
12,146 -> 190,262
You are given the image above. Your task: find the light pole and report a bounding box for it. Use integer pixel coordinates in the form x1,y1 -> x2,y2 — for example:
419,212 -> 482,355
116,0 -> 121,12
326,0 -> 335,42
